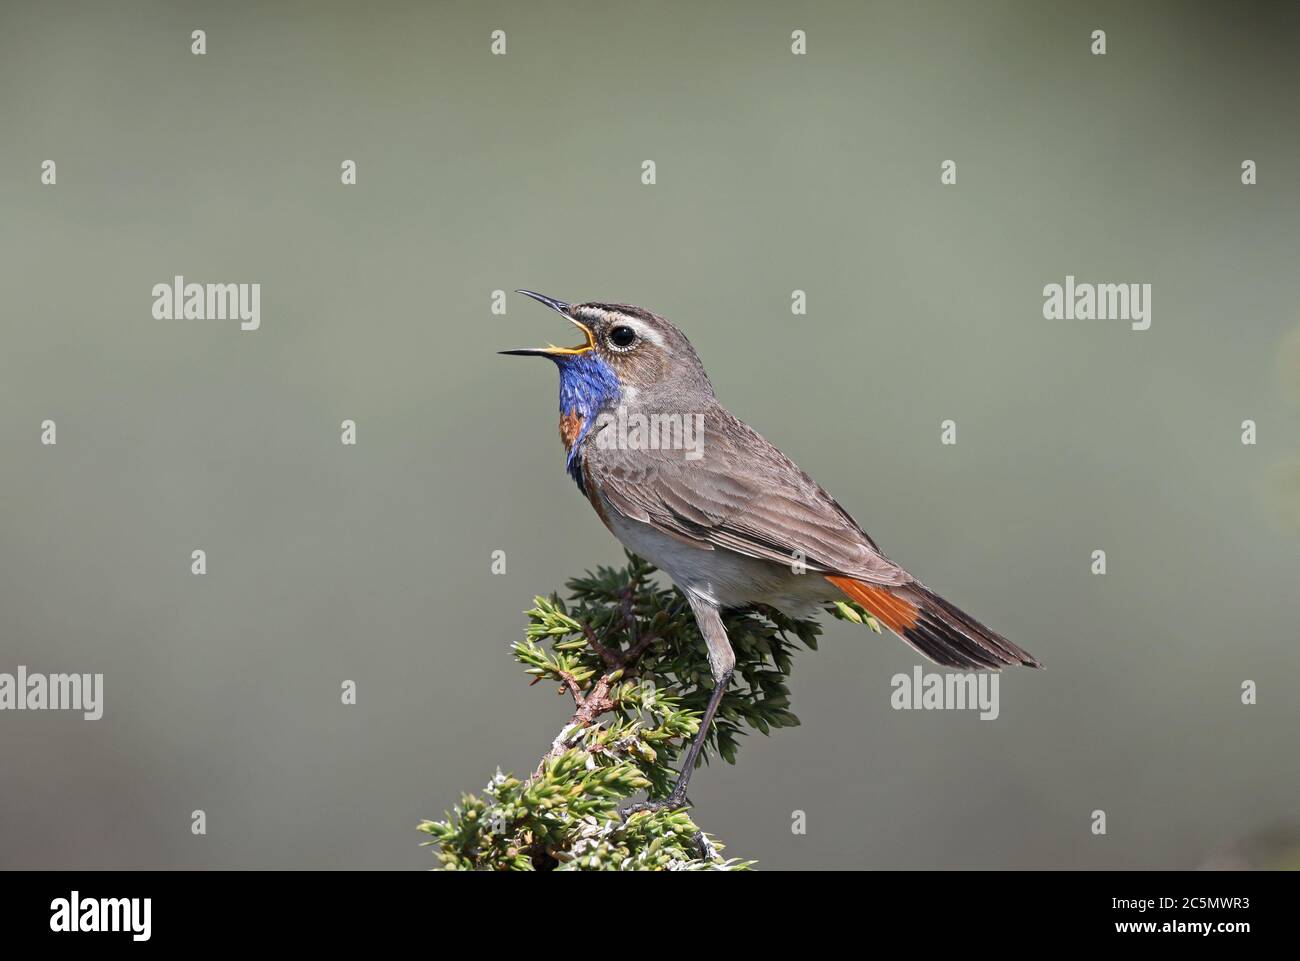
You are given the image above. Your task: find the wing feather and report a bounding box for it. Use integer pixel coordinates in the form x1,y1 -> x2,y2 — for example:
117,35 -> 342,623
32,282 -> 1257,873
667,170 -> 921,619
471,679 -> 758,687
584,406 -> 908,586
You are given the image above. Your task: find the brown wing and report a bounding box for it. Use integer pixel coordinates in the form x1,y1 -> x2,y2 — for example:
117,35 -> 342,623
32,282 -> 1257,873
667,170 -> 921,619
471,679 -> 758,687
583,406 -> 909,586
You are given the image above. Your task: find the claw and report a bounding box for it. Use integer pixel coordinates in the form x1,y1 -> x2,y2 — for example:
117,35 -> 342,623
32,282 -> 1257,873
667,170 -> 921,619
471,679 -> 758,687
618,794 -> 690,820
617,801 -> 718,862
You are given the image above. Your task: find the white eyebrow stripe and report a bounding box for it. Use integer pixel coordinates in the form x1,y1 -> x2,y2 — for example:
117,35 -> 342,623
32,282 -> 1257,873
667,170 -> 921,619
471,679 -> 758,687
614,316 -> 663,348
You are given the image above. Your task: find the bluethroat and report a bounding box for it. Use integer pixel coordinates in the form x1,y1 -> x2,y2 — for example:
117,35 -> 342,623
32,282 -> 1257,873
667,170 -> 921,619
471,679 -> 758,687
503,291 -> 1041,811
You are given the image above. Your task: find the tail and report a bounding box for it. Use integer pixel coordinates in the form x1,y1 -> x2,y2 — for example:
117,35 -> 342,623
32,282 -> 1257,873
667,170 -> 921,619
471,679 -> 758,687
826,575 -> 1042,670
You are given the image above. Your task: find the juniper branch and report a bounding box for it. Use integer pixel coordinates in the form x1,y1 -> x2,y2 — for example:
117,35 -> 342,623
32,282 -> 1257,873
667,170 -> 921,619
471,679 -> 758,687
419,552 -> 879,870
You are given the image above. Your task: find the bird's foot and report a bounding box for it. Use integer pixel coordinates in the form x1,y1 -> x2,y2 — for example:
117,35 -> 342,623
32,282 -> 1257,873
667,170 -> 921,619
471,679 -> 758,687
618,791 -> 690,820
619,794 -> 716,861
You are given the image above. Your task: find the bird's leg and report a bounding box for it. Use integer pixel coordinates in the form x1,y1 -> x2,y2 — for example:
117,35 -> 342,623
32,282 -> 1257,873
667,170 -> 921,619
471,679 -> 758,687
621,597 -> 734,820
621,667 -> 732,817
669,666 -> 732,801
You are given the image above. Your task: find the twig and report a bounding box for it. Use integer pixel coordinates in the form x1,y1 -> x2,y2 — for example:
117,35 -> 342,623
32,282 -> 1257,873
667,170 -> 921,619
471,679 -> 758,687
581,623 -> 623,671
555,670 -> 585,704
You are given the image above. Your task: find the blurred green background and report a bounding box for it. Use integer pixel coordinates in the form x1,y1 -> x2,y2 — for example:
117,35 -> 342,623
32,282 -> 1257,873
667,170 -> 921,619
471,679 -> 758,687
1,0 -> 1297,869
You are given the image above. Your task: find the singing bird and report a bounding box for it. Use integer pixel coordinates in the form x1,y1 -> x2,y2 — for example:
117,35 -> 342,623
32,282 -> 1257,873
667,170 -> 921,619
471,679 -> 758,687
503,291 -> 1041,809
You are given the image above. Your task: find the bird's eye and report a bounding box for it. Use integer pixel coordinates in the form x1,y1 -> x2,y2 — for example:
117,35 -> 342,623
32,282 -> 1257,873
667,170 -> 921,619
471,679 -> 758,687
608,325 -> 637,349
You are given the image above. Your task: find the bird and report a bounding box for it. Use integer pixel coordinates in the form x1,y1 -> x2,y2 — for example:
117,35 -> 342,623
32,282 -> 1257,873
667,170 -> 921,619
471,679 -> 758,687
502,290 -> 1041,810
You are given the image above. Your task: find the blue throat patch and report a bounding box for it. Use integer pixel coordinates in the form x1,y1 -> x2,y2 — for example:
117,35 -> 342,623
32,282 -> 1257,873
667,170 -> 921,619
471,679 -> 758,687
554,352 -> 621,487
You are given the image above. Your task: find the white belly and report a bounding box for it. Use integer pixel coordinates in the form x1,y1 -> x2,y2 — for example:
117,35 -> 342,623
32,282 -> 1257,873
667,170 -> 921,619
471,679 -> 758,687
601,500 -> 837,618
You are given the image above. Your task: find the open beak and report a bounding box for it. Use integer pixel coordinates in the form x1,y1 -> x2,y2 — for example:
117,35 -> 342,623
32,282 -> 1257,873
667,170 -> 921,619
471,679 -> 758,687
499,290 -> 596,357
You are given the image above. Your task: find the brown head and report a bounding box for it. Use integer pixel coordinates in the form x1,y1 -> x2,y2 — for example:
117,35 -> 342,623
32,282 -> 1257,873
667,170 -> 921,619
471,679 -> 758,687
501,291 -> 714,407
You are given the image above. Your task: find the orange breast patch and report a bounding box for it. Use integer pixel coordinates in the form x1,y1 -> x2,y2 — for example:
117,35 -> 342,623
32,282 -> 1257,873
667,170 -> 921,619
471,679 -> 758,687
559,410 -> 585,452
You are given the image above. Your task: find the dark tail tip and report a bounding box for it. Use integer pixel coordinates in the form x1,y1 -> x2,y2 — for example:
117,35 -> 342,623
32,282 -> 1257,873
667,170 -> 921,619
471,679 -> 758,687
905,585 -> 1042,671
